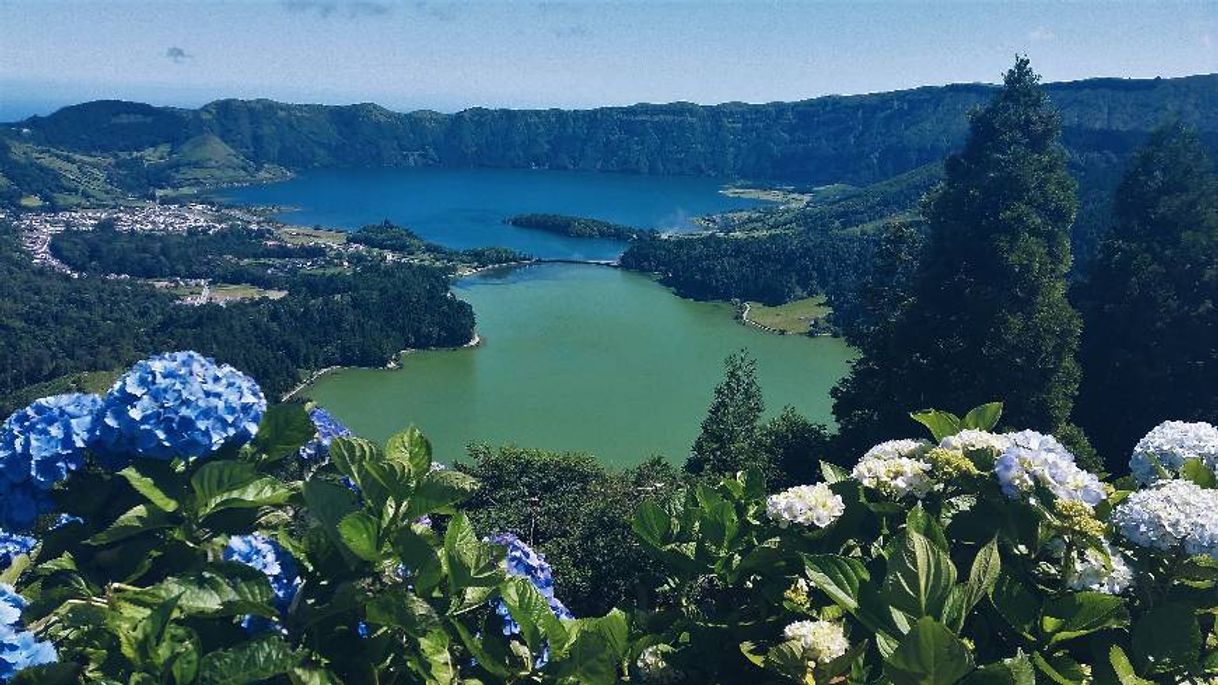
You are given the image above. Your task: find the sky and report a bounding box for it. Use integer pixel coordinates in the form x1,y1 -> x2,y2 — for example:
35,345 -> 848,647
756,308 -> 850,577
1,0 -> 1215,120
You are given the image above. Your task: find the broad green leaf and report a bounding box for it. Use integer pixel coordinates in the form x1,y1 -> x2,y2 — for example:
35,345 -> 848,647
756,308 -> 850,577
445,513 -> 502,595
906,505 -> 949,550
961,403 -> 1003,431
500,577 -> 566,654
821,461 -> 850,484
1031,651 -> 1088,685
550,620 -> 623,685
366,587 -> 441,636
118,466 -> 180,512
87,504 -> 174,545
884,617 -> 974,685
190,461 -> 258,504
253,404 -> 316,462
301,478 -> 360,545
197,636 -> 301,685
1179,458 -> 1216,489
803,554 -> 868,612
910,409 -> 962,442
945,538 -> 1000,632
632,501 -> 671,548
1131,603 -> 1200,674
450,618 -> 513,679
417,629 -> 457,685
392,527 -> 445,595
960,653 -> 1033,685
401,469 -> 479,521
8,663 -> 82,684
287,666 -> 343,685
884,531 -> 957,619
385,427 -> 433,476
764,641 -> 815,683
337,511 -> 382,562
199,477 -> 293,517
1108,645 -> 1155,685
990,574 -> 1039,638
1041,592 -> 1129,646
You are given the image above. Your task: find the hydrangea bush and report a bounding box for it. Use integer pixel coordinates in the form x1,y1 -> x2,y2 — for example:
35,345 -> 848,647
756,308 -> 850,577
629,403 -> 1218,683
0,351 -> 625,684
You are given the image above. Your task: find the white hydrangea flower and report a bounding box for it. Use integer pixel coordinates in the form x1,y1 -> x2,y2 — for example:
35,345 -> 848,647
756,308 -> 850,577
993,430 -> 1105,507
1129,420 -> 1218,486
766,484 -> 844,529
1112,479 -> 1218,557
1064,542 -> 1133,595
852,439 -> 934,499
940,429 -> 1011,455
635,645 -> 682,683
782,620 -> 849,664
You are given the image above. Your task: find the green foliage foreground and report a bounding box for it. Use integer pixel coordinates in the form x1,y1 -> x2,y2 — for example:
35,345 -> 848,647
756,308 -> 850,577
8,351 -> 1218,685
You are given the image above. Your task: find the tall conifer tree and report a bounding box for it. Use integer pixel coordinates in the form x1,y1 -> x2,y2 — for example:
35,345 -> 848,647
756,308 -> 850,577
1075,124 -> 1218,466
833,57 -> 1082,450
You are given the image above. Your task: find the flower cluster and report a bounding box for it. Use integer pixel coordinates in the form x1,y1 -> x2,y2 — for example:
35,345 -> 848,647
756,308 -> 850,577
0,394 -> 102,531
298,407 -> 353,463
1063,543 -> 1133,595
766,484 -> 844,529
781,619 -> 849,665
635,644 -> 683,683
1112,479 -> 1218,558
0,585 -> 56,681
0,533 -> 36,571
95,351 -> 266,461
851,439 -> 934,499
993,431 -> 1105,507
486,533 -> 573,668
223,534 -> 303,631
941,429 -> 1011,455
1129,421 -> 1218,486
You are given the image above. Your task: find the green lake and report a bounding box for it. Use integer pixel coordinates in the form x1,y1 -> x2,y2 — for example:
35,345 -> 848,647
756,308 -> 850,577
303,263 -> 855,467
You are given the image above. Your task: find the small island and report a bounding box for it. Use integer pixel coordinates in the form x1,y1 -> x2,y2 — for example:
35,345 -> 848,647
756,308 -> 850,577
505,213 -> 656,240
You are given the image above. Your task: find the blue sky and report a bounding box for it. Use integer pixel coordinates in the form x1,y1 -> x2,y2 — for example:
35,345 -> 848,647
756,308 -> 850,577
1,0 -> 1215,119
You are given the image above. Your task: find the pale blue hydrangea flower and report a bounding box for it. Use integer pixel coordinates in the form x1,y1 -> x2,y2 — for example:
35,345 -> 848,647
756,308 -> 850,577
1114,480 -> 1218,558
0,533 -> 36,570
994,430 -> 1105,507
0,394 -> 101,531
1129,421 -> 1218,486
224,533 -> 302,632
0,584 -> 56,681
95,352 -> 266,461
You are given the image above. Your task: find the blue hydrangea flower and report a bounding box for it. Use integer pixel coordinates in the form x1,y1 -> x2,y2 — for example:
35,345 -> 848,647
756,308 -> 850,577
486,533 -> 574,667
50,514 -> 82,530
298,408 -> 352,463
95,352 -> 266,461
0,584 -> 56,681
0,533 -> 36,571
224,534 -> 302,632
0,394 -> 102,531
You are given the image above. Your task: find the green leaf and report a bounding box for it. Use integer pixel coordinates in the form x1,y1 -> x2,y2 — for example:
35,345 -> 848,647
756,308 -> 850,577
803,554 -> 868,612
500,577 -> 566,655
287,666 -> 343,685
1179,458 -> 1216,489
118,466 -> 180,512
385,427 -> 433,476
1108,645 -> 1155,685
550,611 -> 629,685
190,461 -> 258,504
1031,652 -> 1088,685
821,461 -> 850,484
366,587 -> 441,636
392,527 -> 445,595
632,501 -> 671,548
197,636 -> 301,685
960,653 -> 1033,685
884,531 -> 957,619
8,663 -> 82,685
961,403 -> 1003,431
906,505 -> 949,550
884,617 -> 974,685
1041,592 -> 1129,646
87,504 -> 174,545
910,409 -> 963,442
401,469 -> 479,521
1131,603 -> 1200,674
417,629 -> 458,684
990,574 -> 1039,638
945,538 -> 1000,632
253,404 -> 316,462
445,513 -> 502,595
337,511 -> 382,562
199,477 -> 293,517
301,478 -> 361,544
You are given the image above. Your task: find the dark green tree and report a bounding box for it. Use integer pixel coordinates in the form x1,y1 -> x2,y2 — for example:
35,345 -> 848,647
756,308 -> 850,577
832,57 -> 1082,451
1075,124 -> 1218,467
758,407 -> 834,488
686,350 -> 767,479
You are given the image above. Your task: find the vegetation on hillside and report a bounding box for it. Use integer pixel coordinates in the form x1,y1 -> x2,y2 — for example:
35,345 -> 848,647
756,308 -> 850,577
505,214 -> 653,241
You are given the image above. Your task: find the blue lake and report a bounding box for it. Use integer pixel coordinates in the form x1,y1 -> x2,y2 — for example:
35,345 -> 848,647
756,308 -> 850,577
224,167 -> 763,260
